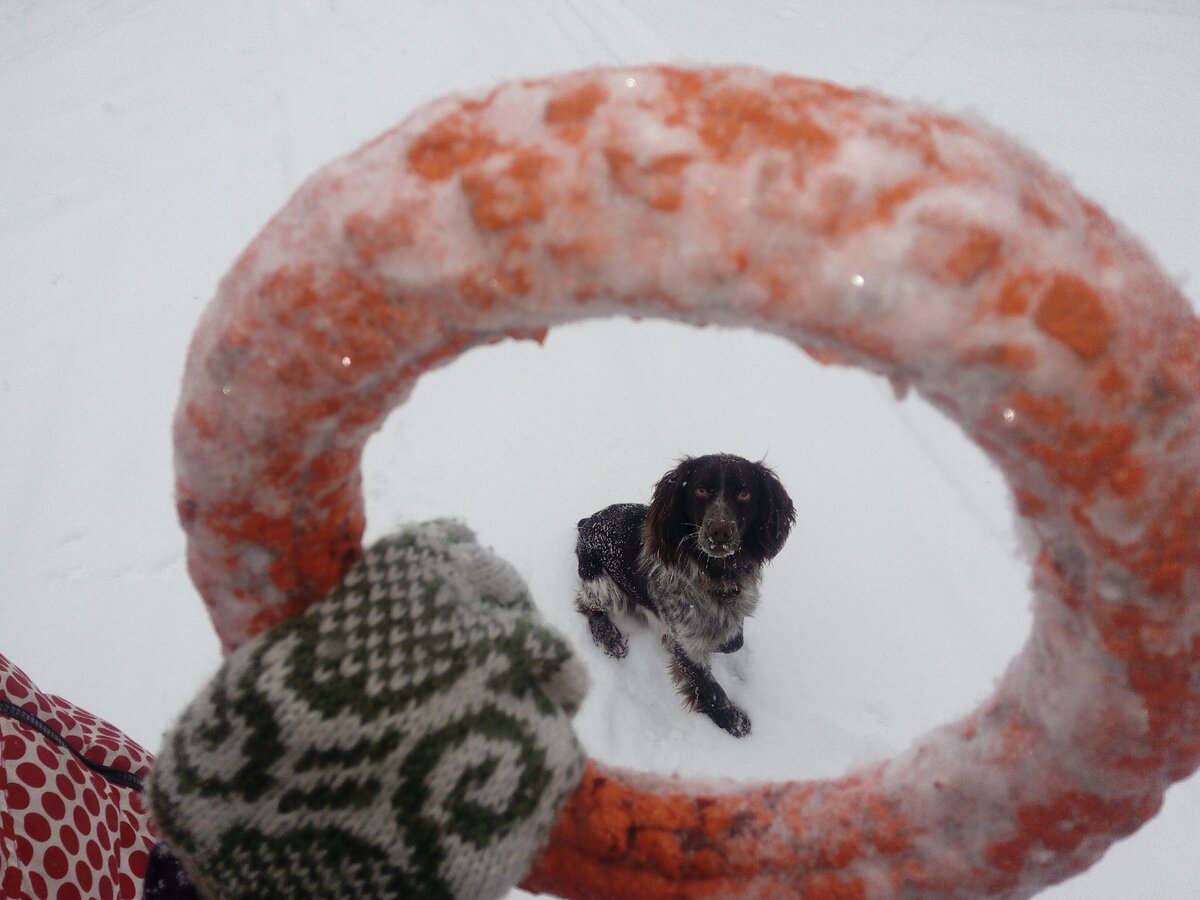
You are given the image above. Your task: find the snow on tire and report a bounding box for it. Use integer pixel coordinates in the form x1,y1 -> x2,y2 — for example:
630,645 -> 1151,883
174,67 -> 1200,897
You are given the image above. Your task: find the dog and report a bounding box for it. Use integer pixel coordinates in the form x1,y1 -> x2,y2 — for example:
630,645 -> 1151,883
574,454 -> 795,737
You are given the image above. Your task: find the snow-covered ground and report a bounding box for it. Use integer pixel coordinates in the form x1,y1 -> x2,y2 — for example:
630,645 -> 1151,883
2,1 -> 1196,896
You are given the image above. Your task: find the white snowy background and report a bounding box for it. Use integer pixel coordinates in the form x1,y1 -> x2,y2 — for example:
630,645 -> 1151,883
2,1 -> 1197,896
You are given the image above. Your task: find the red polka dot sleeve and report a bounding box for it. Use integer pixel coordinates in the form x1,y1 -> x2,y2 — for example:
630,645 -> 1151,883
2,655 -> 154,900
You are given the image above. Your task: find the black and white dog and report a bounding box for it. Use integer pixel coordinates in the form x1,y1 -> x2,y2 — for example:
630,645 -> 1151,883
574,454 -> 795,737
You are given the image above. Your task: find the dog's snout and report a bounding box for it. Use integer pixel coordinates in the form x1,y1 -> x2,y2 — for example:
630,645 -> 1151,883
707,520 -> 735,545
700,501 -> 739,557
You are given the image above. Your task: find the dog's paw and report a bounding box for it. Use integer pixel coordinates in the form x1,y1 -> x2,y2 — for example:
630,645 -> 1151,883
712,703 -> 752,738
586,612 -> 628,659
602,634 -> 628,659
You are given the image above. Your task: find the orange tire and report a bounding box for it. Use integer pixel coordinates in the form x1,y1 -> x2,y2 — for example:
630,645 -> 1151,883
175,67 -> 1200,897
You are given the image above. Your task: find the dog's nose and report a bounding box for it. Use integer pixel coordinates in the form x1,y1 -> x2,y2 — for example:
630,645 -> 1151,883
707,521 -> 734,545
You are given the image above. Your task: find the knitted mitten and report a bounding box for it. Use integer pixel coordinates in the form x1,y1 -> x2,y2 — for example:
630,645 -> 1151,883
149,519 -> 588,899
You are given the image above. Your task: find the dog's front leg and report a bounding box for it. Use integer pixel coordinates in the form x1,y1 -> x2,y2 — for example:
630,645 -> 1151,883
667,640 -> 751,737
716,628 -> 744,654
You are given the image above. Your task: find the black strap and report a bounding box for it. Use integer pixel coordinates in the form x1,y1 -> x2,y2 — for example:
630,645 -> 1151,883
0,698 -> 145,792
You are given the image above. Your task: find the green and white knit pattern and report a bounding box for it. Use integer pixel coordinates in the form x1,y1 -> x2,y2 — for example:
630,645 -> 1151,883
150,519 -> 588,899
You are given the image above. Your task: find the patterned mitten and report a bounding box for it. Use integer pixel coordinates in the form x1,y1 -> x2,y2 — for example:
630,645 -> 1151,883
148,519 -> 588,899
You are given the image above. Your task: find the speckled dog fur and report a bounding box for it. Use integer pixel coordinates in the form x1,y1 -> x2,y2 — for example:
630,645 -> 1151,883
575,454 -> 795,737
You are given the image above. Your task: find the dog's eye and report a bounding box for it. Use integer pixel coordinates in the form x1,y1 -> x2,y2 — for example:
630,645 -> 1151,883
737,489 -> 752,503
694,487 -> 710,499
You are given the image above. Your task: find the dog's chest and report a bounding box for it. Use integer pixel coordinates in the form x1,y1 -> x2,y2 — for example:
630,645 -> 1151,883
642,555 -> 759,651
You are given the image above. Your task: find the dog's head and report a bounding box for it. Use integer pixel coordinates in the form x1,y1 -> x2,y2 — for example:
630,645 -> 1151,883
646,454 -> 795,567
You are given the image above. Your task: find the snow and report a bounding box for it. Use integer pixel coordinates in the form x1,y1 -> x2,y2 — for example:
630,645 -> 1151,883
1,1 -> 1197,897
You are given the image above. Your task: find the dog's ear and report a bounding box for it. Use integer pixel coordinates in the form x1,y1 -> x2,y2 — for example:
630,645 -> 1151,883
746,463 -> 796,561
645,457 -> 694,566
